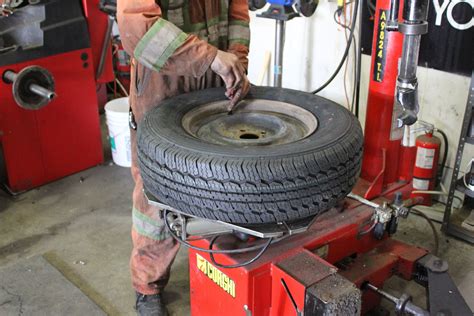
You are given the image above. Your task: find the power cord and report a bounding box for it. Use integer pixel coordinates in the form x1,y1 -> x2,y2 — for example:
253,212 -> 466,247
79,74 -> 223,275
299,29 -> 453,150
310,0 -> 359,94
163,209 -> 295,269
411,208 -> 439,256
209,235 -> 274,269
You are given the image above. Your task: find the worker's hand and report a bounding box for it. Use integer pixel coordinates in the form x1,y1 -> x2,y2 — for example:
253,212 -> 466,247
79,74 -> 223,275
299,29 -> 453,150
211,50 -> 250,111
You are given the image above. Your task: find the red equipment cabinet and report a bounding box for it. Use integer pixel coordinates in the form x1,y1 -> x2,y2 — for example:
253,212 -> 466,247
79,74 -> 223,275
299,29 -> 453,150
0,50 -> 104,192
411,133 -> 441,205
0,0 -> 114,192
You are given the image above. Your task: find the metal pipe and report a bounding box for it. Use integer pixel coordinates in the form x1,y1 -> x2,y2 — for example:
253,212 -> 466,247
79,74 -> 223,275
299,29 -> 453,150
97,15 -> 115,79
3,70 -> 56,100
29,83 -> 56,100
387,0 -> 399,30
347,192 -> 380,209
399,35 -> 421,84
274,20 -> 285,88
366,283 -> 429,316
366,283 -> 398,303
3,70 -> 17,83
395,0 -> 429,126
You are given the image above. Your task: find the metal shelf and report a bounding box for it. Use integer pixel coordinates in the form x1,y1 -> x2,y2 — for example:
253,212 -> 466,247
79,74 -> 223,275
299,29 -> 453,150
442,70 -> 474,243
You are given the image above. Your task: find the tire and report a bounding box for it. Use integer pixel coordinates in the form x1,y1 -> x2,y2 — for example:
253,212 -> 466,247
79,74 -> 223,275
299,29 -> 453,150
138,87 -> 363,225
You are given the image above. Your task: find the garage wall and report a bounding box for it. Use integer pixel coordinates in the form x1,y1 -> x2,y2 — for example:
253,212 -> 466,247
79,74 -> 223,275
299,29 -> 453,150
246,3 -> 473,184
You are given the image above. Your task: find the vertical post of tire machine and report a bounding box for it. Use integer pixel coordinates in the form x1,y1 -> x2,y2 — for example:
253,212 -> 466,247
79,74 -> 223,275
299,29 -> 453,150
361,0 -> 428,199
360,0 -> 404,199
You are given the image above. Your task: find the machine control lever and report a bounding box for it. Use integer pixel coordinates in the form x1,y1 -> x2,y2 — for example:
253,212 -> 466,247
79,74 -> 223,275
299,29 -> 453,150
347,192 -> 422,239
365,283 -> 428,315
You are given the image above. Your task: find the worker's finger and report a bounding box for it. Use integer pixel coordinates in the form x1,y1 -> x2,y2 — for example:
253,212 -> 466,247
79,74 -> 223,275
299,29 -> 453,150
228,89 -> 243,111
222,72 -> 236,91
225,87 -> 236,99
240,76 -> 250,98
231,66 -> 243,90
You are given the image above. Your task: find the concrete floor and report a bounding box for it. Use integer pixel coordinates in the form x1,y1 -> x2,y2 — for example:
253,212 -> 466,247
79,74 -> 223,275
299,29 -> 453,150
1,160 -> 473,315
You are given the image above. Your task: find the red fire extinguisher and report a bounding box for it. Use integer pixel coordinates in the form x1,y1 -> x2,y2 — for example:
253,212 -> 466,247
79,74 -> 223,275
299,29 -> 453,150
411,132 -> 441,205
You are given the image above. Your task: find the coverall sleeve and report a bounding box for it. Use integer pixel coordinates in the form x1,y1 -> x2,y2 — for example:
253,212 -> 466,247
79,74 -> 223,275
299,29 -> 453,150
227,0 -> 251,70
117,0 -> 217,77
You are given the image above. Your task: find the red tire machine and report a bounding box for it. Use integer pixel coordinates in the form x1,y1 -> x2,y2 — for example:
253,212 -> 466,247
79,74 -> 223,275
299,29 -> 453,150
0,0 -> 114,193
145,0 -> 472,315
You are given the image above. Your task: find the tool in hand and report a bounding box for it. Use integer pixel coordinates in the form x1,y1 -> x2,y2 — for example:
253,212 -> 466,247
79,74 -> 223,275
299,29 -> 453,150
226,87 -> 243,115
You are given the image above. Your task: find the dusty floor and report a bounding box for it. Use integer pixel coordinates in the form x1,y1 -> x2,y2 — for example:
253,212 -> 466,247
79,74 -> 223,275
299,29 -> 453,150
0,158 -> 473,315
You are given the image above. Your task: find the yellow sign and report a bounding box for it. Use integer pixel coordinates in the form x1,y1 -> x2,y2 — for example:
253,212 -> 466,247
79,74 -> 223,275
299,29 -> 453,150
374,10 -> 388,82
196,253 -> 236,298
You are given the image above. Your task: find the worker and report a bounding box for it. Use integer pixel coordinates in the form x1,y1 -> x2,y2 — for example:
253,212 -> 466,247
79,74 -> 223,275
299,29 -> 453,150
117,0 -> 250,315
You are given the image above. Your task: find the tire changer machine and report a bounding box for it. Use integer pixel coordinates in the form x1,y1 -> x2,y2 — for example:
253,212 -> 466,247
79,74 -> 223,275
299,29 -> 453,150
0,0 -> 115,193
142,0 -> 472,315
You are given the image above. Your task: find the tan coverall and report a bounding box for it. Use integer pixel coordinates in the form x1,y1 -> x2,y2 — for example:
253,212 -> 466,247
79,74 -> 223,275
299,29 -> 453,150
117,0 -> 250,295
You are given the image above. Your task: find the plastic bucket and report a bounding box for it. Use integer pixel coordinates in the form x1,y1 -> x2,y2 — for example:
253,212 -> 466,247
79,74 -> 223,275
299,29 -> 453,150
105,97 -> 132,167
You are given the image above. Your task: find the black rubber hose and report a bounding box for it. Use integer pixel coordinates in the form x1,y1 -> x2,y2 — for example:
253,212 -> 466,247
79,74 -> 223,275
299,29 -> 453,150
163,209 -> 276,254
435,129 -> 449,187
311,0 -> 359,94
411,208 -> 439,256
209,235 -> 274,269
332,6 -> 358,113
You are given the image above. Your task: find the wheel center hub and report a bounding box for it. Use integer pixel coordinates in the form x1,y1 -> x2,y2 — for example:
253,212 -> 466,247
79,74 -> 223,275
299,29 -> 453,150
182,100 -> 318,146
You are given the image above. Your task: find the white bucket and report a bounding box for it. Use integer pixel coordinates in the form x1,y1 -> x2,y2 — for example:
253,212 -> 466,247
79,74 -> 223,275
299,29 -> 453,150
105,97 -> 132,167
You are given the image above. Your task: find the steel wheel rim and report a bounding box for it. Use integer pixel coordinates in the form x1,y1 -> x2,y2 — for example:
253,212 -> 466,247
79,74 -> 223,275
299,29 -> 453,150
181,99 -> 318,146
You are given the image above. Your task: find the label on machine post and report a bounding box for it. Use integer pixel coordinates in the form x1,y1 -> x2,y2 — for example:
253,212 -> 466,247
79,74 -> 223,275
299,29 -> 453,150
373,10 -> 389,83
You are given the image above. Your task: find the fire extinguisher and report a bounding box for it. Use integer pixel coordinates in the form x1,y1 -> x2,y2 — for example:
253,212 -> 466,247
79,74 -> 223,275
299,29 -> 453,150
411,132 -> 441,205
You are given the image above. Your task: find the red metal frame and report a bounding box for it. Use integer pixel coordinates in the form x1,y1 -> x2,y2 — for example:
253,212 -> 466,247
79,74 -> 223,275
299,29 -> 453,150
361,0 -> 406,199
187,6 -> 428,308
186,0 -> 430,311
189,192 -> 427,315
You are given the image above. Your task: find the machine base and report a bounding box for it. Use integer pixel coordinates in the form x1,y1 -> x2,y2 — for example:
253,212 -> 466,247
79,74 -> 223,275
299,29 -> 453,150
188,201 -> 427,315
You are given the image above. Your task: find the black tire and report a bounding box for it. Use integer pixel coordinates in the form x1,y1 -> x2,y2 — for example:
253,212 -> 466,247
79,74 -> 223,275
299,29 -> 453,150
138,87 -> 363,224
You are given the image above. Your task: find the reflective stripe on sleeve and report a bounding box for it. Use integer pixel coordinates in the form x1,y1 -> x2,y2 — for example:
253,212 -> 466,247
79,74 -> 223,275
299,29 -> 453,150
134,19 -> 189,72
229,21 -> 250,46
132,207 -> 170,241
